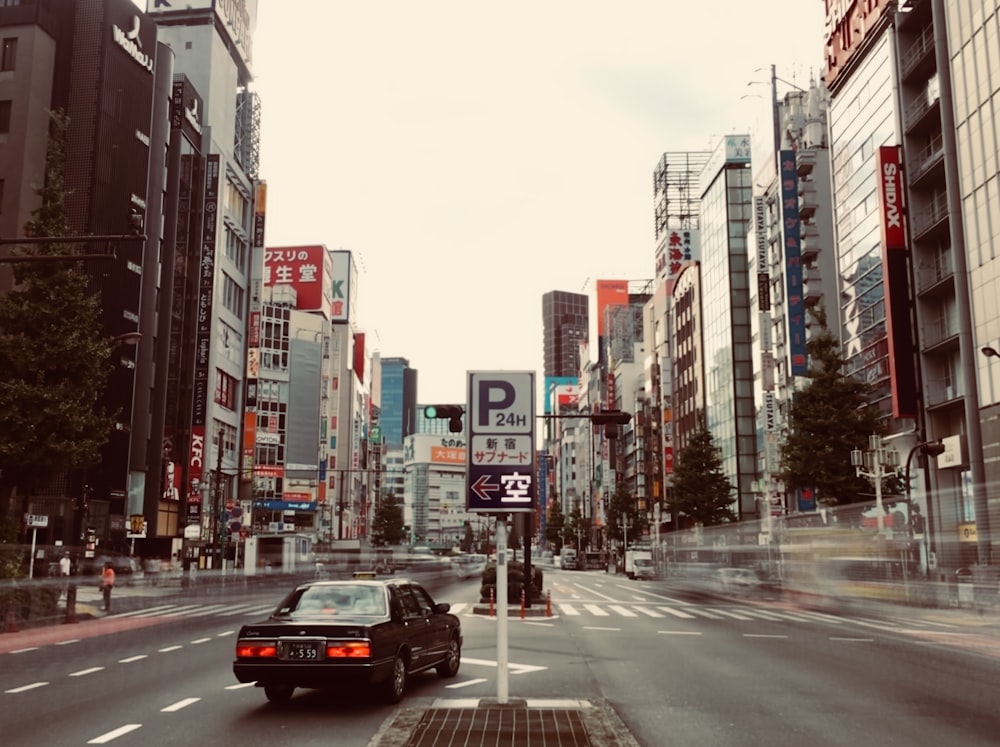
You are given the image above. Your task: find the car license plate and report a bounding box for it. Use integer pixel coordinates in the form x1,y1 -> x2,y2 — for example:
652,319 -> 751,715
280,641 -> 324,660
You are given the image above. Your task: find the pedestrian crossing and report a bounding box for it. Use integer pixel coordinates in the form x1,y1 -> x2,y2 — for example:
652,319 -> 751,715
112,601 -> 278,621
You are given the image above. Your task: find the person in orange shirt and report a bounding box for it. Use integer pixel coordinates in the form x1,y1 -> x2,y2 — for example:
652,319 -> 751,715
101,561 -> 116,612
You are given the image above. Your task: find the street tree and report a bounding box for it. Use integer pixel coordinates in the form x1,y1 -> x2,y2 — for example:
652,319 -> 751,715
0,110 -> 115,530
669,417 -> 736,527
545,495 -> 565,552
369,492 -> 406,547
779,320 -> 883,505
563,504 -> 587,550
605,481 -> 645,547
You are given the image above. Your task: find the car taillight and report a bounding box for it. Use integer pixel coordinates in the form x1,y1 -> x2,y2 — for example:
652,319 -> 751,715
236,642 -> 278,658
325,641 -> 371,658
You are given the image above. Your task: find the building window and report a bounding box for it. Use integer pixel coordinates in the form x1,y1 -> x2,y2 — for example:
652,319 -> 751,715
214,369 -> 238,411
1,38 -> 15,71
0,100 -> 11,134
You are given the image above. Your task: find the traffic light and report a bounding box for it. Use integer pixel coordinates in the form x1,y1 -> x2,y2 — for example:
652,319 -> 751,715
591,409 -> 631,439
425,404 -> 464,433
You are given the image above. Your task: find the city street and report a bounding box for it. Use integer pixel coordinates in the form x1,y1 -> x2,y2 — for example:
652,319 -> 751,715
3,568 -> 1000,745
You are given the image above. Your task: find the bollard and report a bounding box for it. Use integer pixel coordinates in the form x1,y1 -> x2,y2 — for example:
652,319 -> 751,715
64,584 -> 79,624
546,590 -> 552,617
4,608 -> 18,633
520,587 -> 526,619
489,586 -> 495,617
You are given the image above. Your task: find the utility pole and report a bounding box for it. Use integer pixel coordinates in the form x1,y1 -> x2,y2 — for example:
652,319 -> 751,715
211,431 -> 223,569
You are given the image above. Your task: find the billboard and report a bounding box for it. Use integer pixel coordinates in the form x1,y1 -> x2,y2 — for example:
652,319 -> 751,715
779,150 -> 807,376
596,279 -> 628,336
264,245 -> 332,314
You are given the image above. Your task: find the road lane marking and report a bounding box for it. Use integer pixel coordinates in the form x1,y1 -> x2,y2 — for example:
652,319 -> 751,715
685,608 -> 726,619
658,631 -> 702,636
158,645 -> 183,653
712,609 -> 754,620
583,626 -> 620,632
524,621 -> 555,627
161,697 -> 200,712
224,682 -> 256,690
190,637 -> 212,644
9,647 -> 39,654
56,639 -> 81,645
462,657 -> 547,675
744,634 -> 788,639
608,605 -> 637,617
632,606 -> 664,618
69,667 -> 105,677
217,630 -> 236,637
118,655 -> 148,663
574,584 -> 619,602
657,606 -> 696,619
558,604 -> 580,615
830,637 -> 874,642
5,682 -> 48,693
446,678 -> 489,689
88,724 -> 142,743
583,604 -> 609,617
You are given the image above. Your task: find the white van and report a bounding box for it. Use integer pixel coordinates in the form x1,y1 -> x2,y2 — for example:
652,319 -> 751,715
560,548 -> 578,570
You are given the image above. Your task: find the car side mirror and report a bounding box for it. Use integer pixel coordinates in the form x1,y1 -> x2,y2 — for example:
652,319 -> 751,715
434,602 -> 450,614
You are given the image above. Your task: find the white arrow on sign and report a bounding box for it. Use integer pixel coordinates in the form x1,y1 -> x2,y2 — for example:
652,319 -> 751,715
470,474 -> 500,502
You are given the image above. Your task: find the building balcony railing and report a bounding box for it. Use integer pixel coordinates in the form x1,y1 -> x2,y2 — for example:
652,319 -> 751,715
908,132 -> 944,185
796,149 -> 817,177
911,191 -> 949,238
904,91 -> 941,133
915,251 -> 954,295
924,376 -> 964,409
900,24 -> 936,80
920,316 -> 960,350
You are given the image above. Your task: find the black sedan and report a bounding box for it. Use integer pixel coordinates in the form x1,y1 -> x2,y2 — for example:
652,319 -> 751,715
233,577 -> 462,703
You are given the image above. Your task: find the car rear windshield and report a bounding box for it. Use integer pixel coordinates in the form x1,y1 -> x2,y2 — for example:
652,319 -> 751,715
290,585 -> 386,616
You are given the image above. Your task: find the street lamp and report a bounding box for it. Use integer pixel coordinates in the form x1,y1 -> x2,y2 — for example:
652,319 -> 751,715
982,346 -> 1000,358
851,434 -> 901,535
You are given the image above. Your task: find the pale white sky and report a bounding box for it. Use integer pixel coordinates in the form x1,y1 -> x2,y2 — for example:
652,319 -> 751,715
250,1 -> 826,404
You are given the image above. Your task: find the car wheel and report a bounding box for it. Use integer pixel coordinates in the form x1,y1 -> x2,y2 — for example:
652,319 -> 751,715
382,653 -> 407,703
264,683 -> 294,703
436,636 -> 461,678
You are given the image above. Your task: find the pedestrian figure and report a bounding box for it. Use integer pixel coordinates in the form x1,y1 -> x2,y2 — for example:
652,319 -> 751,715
59,551 -> 72,598
101,561 -> 116,612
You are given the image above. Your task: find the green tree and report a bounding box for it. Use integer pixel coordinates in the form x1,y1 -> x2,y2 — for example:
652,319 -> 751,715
605,481 -> 645,547
669,418 -> 736,526
545,496 -> 565,552
779,322 -> 883,505
563,505 -> 586,550
369,492 -> 406,547
0,110 -> 115,529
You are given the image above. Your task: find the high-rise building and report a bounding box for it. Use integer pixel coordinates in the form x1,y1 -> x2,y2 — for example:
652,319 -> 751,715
542,290 -> 589,379
697,135 -> 757,518
379,357 -> 417,449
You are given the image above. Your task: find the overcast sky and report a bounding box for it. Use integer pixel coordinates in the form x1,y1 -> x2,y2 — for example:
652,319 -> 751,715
249,1 -> 826,404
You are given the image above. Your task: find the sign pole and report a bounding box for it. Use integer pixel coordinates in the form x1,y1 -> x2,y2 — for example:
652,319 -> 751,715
29,526 -> 38,580
496,516 -> 508,704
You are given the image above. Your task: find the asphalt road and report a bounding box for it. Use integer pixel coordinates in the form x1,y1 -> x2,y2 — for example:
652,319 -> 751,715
3,568 -> 1000,746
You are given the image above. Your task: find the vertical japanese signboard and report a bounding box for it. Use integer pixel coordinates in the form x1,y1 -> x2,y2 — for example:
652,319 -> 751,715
466,371 -> 536,513
780,150 -> 807,376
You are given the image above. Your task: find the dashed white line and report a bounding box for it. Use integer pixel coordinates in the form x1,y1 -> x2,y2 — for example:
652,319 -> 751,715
190,637 -> 212,644
216,630 -> 236,637
9,647 -> 39,654
583,626 -> 620,632
118,655 -> 148,664
158,645 -> 183,653
658,630 -> 702,636
830,636 -> 874,642
5,682 -> 48,693
224,682 -> 256,690
161,697 -> 200,712
744,634 -> 788,639
88,724 -> 142,743
56,639 -> 81,646
69,667 -> 105,677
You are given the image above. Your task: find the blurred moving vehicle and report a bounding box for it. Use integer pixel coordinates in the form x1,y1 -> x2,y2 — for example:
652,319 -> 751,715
454,553 -> 487,579
632,556 -> 656,580
233,577 -> 462,704
624,546 -> 652,579
713,567 -> 762,593
560,548 -> 578,570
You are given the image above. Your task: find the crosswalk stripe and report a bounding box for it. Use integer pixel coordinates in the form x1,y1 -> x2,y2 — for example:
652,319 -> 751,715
130,604 -> 202,618
657,606 -> 697,619
583,604 -> 609,617
607,605 -> 637,617
684,608 -> 727,619
712,609 -> 754,620
733,608 -> 787,621
558,604 -> 580,616
632,607 -> 664,618
214,603 -> 272,616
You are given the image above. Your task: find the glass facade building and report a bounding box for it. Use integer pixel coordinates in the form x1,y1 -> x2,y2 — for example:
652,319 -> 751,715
379,357 -> 416,449
543,290 -> 589,379
698,136 -> 757,517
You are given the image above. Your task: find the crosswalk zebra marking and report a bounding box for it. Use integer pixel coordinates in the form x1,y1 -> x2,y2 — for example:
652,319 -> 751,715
607,605 -> 637,618
657,606 -> 697,619
583,604 -> 609,617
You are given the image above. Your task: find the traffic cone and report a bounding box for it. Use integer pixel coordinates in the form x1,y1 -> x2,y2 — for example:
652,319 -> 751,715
546,590 -> 552,617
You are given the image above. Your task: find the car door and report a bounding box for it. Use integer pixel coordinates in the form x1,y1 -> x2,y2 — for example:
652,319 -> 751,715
397,584 -> 435,669
408,583 -> 451,663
